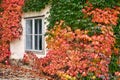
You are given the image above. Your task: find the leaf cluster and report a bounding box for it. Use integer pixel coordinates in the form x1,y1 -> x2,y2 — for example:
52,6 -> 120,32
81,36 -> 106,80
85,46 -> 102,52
0,0 -> 24,62
23,0 -> 49,12
48,0 -> 95,30
114,18 -> 120,49
89,0 -> 120,8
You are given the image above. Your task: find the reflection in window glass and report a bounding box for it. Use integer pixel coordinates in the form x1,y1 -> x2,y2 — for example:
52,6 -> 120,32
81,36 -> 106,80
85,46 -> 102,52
26,35 -> 32,49
26,20 -> 32,34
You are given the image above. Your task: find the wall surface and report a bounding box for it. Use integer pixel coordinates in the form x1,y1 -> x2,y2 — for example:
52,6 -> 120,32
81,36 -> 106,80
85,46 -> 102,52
10,5 -> 50,59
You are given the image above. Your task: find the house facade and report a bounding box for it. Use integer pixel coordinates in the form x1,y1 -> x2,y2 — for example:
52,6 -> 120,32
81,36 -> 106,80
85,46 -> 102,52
10,5 -> 50,59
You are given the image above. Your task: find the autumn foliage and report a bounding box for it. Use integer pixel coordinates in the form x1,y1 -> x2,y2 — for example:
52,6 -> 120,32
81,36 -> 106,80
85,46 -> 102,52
0,0 -> 119,79
32,20 -> 118,79
82,4 -> 120,26
0,0 -> 24,62
32,3 -> 120,79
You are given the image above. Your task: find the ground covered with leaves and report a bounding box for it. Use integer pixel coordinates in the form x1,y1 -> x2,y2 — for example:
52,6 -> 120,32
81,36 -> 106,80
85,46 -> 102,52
0,63 -> 46,80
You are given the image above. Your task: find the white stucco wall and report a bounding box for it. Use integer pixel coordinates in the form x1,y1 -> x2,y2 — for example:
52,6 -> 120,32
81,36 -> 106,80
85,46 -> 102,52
10,5 -> 50,59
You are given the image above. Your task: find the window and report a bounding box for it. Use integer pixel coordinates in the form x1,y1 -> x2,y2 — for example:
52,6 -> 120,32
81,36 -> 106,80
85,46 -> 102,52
25,17 -> 44,52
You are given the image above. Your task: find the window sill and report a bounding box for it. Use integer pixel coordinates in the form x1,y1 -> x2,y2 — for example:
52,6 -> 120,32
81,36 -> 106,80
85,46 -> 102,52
25,49 -> 45,55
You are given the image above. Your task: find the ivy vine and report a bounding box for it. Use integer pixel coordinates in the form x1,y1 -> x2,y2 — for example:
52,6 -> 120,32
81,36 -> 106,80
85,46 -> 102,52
48,0 -> 96,30
114,18 -> 120,49
23,0 -> 50,12
22,0 -> 120,31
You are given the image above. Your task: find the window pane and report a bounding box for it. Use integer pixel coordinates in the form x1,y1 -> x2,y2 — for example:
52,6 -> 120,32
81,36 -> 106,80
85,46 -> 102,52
26,35 -> 32,49
35,19 -> 38,34
35,19 -> 42,34
39,19 -> 42,34
39,35 -> 42,50
35,35 -> 42,50
35,35 -> 38,50
26,20 -> 32,34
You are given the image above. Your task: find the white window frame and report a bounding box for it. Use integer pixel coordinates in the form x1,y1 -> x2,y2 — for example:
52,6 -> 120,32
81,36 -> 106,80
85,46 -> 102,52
25,17 -> 45,53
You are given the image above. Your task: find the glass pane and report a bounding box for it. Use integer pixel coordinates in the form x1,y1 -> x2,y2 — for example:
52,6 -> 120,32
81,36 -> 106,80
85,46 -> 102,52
35,35 -> 38,50
35,19 -> 42,34
39,35 -> 42,50
39,19 -> 42,34
26,20 -> 32,34
35,19 -> 38,34
26,35 -> 32,49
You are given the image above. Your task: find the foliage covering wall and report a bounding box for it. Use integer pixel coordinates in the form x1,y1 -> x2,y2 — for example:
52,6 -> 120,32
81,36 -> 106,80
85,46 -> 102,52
0,0 -> 24,62
23,0 -> 120,79
0,0 -> 120,79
